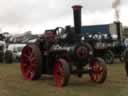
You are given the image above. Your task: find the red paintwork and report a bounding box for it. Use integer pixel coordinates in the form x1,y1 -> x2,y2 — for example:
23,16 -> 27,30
53,61 -> 64,87
76,46 -> 88,60
20,46 -> 37,80
89,59 -> 103,81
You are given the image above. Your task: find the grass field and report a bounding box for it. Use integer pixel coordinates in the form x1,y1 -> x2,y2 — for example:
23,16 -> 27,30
0,63 -> 128,96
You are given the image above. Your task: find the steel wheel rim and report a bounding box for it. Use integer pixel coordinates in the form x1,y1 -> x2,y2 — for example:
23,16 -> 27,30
54,62 -> 64,87
20,46 -> 38,80
90,60 -> 103,82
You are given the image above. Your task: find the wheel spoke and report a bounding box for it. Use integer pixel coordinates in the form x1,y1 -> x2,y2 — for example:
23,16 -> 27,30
54,63 -> 64,86
54,65 -> 62,86
59,64 -> 64,84
59,64 -> 64,76
23,54 -> 29,59
89,58 -> 106,83
91,73 -> 96,81
97,66 -> 103,74
29,56 -> 37,64
26,69 -> 31,78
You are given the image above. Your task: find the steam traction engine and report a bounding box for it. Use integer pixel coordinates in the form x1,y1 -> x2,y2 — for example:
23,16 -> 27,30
20,5 -> 107,87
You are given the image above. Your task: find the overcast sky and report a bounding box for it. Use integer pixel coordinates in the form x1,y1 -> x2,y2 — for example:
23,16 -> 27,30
0,0 -> 128,34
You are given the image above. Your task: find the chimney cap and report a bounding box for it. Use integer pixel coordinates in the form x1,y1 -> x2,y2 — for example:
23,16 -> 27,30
72,5 -> 82,10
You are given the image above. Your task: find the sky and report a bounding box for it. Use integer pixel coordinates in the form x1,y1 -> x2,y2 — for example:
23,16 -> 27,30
0,0 -> 128,34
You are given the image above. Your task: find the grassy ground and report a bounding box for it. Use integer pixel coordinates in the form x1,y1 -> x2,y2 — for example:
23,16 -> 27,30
0,63 -> 128,96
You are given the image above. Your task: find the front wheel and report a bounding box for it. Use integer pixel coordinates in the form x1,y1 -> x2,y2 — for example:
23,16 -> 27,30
89,58 -> 107,83
53,58 -> 70,87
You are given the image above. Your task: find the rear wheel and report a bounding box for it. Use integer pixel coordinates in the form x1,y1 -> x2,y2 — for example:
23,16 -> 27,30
20,44 -> 42,80
103,50 -> 114,64
53,58 -> 70,87
89,58 -> 107,83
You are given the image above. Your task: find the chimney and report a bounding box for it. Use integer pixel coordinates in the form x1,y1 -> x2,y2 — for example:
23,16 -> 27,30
72,5 -> 82,34
114,21 -> 121,40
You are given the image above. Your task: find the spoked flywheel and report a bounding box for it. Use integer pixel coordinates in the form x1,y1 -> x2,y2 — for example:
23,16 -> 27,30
53,58 -> 70,87
20,44 -> 42,80
89,58 -> 107,83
